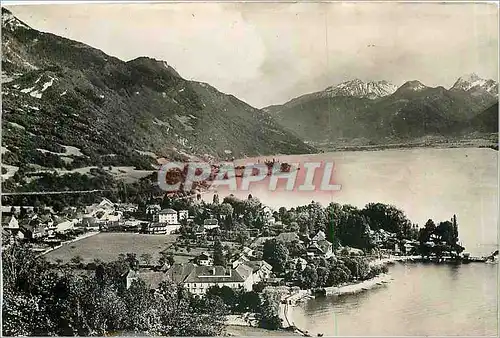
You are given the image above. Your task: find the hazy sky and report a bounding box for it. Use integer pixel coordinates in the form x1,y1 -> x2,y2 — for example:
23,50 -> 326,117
7,2 -> 499,108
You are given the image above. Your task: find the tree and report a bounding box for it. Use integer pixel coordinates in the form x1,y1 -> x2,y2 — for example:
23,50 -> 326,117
122,278 -> 161,334
161,195 -> 172,209
213,194 -> 220,205
2,243 -> 227,337
206,286 -> 237,310
316,266 -> 330,287
140,253 -> 152,266
257,288 -> 282,330
126,253 -> 139,270
262,239 -> 289,273
335,205 -> 374,250
327,263 -> 351,286
307,201 -> 328,235
452,215 -> 459,244
326,202 -> 343,246
362,203 -> 412,238
213,239 -> 226,266
300,265 -> 319,288
236,230 -> 250,245
70,255 -> 84,267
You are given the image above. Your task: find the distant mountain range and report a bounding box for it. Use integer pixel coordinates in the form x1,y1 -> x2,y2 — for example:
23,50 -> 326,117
1,8 -> 314,172
1,7 -> 497,178
265,73 -> 498,144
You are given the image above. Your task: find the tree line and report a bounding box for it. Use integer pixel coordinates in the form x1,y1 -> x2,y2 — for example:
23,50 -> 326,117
2,243 -> 226,336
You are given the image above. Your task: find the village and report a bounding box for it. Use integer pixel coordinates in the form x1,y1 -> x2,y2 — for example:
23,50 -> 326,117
3,190 -> 494,336
1,193 -> 420,295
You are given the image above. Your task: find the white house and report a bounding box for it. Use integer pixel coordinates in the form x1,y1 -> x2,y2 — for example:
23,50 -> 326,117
195,252 -> 213,266
2,215 -> 24,240
312,230 -> 326,242
203,218 -> 219,230
166,263 -> 254,296
55,218 -> 75,234
86,198 -> 115,215
125,270 -> 139,289
2,215 -> 19,229
166,260 -> 272,296
155,209 -> 178,224
146,204 -> 161,215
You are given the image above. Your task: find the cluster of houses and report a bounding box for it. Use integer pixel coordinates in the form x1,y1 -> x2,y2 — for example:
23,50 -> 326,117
126,245 -> 273,295
163,259 -> 272,296
1,198 -> 195,248
137,230 -> 336,295
251,230 -> 335,259
2,208 -> 83,248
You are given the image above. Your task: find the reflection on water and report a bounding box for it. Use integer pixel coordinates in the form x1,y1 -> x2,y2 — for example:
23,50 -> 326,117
292,263 -> 498,336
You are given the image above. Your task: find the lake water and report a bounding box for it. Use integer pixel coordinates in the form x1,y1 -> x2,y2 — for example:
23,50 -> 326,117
202,147 -> 498,336
204,147 -> 498,256
292,262 -> 498,336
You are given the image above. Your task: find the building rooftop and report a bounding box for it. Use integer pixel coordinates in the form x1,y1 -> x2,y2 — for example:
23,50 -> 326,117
276,232 -> 300,243
308,239 -> 332,254
159,209 -> 177,214
312,230 -> 326,242
241,260 -> 272,273
166,263 -> 252,284
203,219 -> 218,226
2,215 -> 18,228
250,236 -> 273,248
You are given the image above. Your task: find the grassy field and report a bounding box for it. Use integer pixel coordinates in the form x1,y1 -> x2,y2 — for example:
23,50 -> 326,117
45,233 -> 180,264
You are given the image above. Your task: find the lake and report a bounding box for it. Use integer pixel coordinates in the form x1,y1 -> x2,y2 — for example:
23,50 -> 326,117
291,262 -> 498,336
202,147 -> 498,336
204,147 -> 498,256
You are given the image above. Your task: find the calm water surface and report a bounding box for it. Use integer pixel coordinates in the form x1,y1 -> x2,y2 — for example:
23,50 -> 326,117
292,262 -> 498,336
205,148 -> 498,256
204,148 -> 498,335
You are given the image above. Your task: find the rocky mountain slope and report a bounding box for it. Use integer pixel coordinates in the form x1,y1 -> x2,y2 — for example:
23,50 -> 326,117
1,8 -> 314,173
462,102 -> 499,134
266,74 -> 498,144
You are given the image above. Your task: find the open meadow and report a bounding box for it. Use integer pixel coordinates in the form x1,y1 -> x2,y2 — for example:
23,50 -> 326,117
44,232 -> 181,264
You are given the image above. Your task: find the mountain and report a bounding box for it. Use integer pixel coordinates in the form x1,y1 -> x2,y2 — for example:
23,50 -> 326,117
266,76 -> 498,144
324,79 -> 398,99
1,8 -> 314,174
451,73 -> 498,96
462,102 -> 499,134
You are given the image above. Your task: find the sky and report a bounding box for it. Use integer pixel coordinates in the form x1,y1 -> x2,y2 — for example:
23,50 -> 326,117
6,2 -> 499,108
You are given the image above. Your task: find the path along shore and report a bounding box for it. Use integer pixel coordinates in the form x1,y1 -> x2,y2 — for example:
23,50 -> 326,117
280,255 -> 421,336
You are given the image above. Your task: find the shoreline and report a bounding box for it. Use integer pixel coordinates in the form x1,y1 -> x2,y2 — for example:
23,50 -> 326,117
280,273 -> 393,337
312,137 -> 498,154
279,256 -> 424,336
224,256 -> 423,336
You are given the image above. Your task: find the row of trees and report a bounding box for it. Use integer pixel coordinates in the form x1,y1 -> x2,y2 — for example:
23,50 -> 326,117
418,215 -> 464,257
294,256 -> 388,289
205,286 -> 283,330
277,201 -> 418,249
2,243 -> 227,336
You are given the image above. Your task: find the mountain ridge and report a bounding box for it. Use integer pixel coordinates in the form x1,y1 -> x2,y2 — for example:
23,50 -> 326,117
1,8 -> 315,175
265,75 -> 498,144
